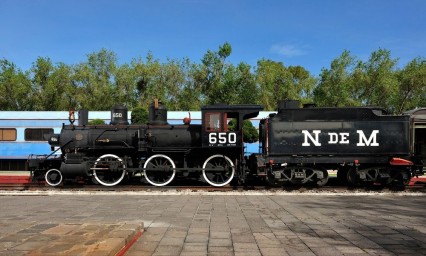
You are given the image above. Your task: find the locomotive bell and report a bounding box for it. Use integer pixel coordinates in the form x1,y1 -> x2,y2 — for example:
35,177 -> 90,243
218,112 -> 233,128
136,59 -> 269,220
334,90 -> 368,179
111,104 -> 129,125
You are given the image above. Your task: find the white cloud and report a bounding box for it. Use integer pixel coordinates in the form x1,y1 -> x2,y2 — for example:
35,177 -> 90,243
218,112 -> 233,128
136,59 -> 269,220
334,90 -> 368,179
270,44 -> 307,57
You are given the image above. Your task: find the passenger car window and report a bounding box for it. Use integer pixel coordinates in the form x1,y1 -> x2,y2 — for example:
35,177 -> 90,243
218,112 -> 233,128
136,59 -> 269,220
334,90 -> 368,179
0,128 -> 17,141
24,128 -> 54,141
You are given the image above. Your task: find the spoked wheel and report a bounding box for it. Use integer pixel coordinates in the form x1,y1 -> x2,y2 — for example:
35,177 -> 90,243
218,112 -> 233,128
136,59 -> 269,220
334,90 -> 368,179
45,169 -> 63,187
143,154 -> 176,186
93,154 -> 126,186
202,155 -> 235,187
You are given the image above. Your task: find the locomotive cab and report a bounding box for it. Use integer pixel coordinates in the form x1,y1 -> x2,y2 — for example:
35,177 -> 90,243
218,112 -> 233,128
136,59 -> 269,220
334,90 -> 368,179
201,104 -> 263,148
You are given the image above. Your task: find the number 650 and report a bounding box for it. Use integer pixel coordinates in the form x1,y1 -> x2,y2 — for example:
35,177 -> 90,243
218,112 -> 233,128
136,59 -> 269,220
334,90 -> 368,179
209,133 -> 237,144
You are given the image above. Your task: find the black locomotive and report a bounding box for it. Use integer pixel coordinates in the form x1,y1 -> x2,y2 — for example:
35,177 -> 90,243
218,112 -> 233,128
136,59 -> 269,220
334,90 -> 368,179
28,100 -> 426,187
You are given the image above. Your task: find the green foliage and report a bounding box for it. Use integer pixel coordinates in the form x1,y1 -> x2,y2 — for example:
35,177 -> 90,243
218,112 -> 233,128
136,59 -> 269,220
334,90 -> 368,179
314,50 -> 359,107
0,44 -> 425,113
88,119 -> 105,125
131,107 -> 149,124
256,60 -> 315,109
0,59 -> 32,110
393,57 -> 426,113
228,118 -> 259,143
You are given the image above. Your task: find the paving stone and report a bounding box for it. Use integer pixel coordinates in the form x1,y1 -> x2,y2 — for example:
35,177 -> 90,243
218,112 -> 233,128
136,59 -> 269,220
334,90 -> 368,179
208,238 -> 232,247
152,245 -> 182,256
185,233 -> 209,243
182,243 -> 207,252
259,246 -> 289,256
0,193 -> 425,256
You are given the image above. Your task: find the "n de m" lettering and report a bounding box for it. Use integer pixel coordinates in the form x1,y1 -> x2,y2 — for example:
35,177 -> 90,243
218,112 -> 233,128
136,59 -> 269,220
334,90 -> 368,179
302,130 -> 321,146
356,130 -> 379,146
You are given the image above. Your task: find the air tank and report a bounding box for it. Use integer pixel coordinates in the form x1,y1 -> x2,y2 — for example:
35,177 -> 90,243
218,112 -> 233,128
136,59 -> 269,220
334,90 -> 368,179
111,105 -> 129,125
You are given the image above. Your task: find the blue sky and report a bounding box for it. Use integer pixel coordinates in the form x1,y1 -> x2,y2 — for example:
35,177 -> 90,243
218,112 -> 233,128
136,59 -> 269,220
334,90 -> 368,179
1,0 -> 425,76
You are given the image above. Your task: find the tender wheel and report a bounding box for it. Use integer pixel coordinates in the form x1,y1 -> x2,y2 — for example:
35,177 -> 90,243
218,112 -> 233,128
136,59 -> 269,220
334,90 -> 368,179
347,168 -> 361,187
316,169 -> 329,187
202,155 -> 235,187
143,154 -> 176,186
45,169 -> 63,187
93,154 -> 126,186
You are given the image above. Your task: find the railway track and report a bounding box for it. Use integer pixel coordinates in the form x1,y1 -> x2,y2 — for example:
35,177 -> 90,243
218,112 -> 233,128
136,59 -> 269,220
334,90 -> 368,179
1,174 -> 425,193
1,182 -> 425,193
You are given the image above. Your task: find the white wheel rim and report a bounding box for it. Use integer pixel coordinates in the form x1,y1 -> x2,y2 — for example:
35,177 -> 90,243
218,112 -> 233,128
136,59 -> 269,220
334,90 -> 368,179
143,154 -> 176,186
202,155 -> 235,187
93,154 -> 126,186
45,169 -> 62,187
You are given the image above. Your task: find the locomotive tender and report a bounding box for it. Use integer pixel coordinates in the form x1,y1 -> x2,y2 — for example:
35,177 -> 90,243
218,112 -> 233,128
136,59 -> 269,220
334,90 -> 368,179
28,100 -> 426,187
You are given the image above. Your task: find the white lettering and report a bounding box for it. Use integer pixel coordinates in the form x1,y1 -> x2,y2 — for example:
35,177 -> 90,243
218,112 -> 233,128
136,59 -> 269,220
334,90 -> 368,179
209,133 -> 217,144
228,133 -> 237,143
302,130 -> 322,146
209,133 -> 237,145
218,133 -> 227,144
328,133 -> 339,144
340,133 -> 350,144
356,130 -> 379,146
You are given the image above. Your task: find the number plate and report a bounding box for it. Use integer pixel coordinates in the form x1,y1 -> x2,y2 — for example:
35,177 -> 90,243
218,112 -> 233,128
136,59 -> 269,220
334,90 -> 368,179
208,132 -> 237,146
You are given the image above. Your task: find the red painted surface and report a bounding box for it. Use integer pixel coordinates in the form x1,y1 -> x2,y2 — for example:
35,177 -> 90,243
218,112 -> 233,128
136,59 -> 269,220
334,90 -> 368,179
408,177 -> 426,186
0,175 -> 425,186
115,230 -> 143,256
0,175 -> 31,184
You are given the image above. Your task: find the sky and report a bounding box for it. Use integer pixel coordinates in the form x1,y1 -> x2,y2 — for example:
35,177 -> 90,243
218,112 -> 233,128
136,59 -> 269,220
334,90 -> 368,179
1,0 -> 425,76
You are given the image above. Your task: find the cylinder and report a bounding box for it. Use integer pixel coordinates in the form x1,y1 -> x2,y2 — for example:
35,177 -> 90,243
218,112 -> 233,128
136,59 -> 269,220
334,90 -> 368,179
60,162 -> 89,177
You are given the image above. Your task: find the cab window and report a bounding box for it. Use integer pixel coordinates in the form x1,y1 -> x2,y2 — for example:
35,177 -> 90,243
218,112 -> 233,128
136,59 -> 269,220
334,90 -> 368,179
205,113 -> 222,131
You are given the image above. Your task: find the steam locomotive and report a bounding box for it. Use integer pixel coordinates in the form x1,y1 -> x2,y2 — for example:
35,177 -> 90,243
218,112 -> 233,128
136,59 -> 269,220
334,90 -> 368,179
27,100 -> 426,187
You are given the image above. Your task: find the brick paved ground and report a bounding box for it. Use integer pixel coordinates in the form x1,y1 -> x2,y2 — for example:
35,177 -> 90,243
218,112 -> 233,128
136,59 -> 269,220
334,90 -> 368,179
0,192 -> 425,255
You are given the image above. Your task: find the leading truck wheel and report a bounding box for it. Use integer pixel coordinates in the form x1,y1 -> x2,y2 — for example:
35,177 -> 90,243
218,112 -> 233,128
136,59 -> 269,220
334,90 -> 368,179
202,155 -> 235,187
143,154 -> 176,186
45,169 -> 63,187
93,154 -> 126,186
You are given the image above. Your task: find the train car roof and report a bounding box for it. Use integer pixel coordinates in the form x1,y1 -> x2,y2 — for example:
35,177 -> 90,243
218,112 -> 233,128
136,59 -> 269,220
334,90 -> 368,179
0,110 -> 274,121
405,108 -> 426,121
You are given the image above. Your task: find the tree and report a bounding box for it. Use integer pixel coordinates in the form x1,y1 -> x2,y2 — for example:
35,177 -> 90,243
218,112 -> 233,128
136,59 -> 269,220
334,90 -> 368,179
0,59 -> 32,110
31,57 -> 70,110
313,50 -> 360,107
352,49 -> 398,110
216,62 -> 258,105
73,49 -> 118,110
393,57 -> 426,113
115,63 -> 138,109
176,59 -> 203,110
132,53 -> 162,109
228,118 -> 259,143
88,119 -> 105,125
198,42 -> 233,105
131,106 -> 149,124
255,60 -> 315,110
